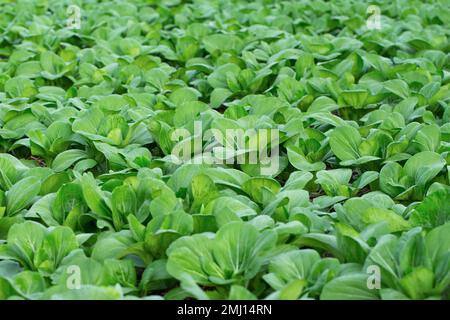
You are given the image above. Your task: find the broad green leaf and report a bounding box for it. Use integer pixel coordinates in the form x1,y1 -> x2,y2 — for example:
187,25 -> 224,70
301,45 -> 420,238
403,151 -> 445,186
6,177 -> 41,216
321,274 -> 379,300
329,126 -> 361,161
410,189 -> 450,229
52,149 -> 89,172
1,221 -> 46,270
384,79 -> 410,99
361,208 -> 411,232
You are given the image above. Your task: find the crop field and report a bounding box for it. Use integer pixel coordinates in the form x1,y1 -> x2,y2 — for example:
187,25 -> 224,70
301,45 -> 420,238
0,0 -> 449,300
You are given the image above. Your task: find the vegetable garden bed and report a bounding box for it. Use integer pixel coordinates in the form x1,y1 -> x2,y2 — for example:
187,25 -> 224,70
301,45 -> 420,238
0,0 -> 449,300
